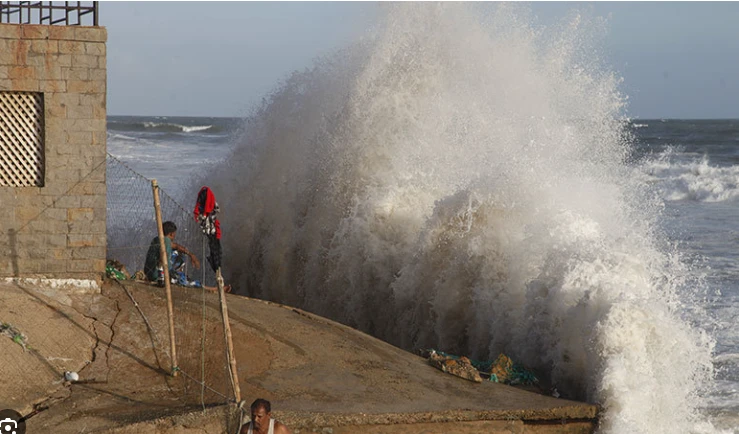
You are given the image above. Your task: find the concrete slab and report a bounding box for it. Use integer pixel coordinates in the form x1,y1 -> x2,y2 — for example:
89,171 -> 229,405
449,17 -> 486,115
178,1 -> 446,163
0,281 -> 97,414
1,279 -> 598,433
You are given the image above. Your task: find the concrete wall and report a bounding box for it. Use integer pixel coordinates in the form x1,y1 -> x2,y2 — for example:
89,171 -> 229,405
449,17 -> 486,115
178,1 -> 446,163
106,409 -> 596,434
0,24 -> 107,285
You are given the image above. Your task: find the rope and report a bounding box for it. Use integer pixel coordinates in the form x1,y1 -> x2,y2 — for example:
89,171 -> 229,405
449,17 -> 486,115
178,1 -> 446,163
115,280 -> 165,370
107,152 -> 192,221
106,152 -> 150,180
15,157 -> 107,233
107,245 -> 159,251
118,281 -> 157,336
178,369 -> 230,400
237,400 -> 248,434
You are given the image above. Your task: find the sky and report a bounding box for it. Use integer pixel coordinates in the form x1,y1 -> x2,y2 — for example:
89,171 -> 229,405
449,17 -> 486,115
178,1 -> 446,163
104,2 -> 739,119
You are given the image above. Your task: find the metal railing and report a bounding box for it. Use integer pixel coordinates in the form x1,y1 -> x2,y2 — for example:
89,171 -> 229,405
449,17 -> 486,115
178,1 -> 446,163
0,1 -> 98,26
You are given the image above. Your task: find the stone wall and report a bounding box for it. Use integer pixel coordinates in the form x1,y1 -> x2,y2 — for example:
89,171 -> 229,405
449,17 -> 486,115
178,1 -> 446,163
0,24 -> 107,285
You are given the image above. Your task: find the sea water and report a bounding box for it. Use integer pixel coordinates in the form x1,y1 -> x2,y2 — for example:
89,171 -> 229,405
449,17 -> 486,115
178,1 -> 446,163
107,4 -> 739,433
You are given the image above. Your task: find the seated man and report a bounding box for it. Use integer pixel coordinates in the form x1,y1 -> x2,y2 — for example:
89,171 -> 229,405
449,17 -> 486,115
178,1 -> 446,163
143,221 -> 230,292
241,398 -> 291,434
144,221 -> 199,281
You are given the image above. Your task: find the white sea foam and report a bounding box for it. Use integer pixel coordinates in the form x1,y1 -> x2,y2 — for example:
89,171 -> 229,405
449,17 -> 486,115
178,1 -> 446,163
107,132 -> 138,141
182,125 -> 213,133
201,4 -> 719,433
714,353 -> 739,364
641,150 -> 739,202
143,121 -> 213,133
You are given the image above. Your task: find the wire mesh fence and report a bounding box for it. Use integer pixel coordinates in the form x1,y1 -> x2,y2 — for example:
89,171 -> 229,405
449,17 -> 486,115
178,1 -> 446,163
106,154 -> 217,287
106,152 -> 234,408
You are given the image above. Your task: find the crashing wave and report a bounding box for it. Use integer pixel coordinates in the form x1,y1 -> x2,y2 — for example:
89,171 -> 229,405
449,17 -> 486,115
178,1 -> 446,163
199,4 -> 718,433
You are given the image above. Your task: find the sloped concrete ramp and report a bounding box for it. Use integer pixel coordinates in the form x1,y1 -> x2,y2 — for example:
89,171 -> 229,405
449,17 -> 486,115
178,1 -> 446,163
1,280 -> 598,433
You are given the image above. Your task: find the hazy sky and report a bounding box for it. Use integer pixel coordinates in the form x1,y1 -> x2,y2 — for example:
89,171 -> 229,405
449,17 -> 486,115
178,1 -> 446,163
104,2 -> 739,119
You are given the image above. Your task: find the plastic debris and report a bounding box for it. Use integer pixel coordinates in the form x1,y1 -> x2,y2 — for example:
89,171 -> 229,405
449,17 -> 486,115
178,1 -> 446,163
425,349 -> 539,385
105,259 -> 129,281
427,350 -> 482,383
1,322 -> 28,351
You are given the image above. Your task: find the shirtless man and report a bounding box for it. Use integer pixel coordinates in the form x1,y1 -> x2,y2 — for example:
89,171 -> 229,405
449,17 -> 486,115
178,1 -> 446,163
241,398 -> 291,434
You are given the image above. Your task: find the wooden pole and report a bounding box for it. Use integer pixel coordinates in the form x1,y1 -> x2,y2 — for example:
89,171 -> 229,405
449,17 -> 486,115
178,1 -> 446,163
151,179 -> 178,377
216,267 -> 241,402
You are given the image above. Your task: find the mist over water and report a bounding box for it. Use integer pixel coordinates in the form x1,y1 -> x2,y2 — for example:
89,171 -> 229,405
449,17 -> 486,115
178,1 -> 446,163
201,4 -> 718,433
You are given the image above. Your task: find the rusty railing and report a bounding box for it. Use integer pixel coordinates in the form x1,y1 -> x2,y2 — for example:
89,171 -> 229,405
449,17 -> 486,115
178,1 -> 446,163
0,1 -> 98,26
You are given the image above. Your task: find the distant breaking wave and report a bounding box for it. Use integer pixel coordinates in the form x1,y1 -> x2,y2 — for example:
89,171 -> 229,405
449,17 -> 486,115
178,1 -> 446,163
107,132 -> 137,141
108,120 -> 217,134
641,150 -> 739,202
200,4 -> 718,434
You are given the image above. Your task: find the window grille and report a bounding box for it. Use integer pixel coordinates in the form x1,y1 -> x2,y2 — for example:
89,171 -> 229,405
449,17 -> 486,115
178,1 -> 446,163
0,91 -> 45,187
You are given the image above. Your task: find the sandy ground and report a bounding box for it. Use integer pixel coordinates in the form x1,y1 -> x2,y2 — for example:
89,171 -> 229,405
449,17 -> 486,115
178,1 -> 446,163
0,279 -> 598,433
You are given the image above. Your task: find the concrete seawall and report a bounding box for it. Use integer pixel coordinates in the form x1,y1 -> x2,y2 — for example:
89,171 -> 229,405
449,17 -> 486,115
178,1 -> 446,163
0,279 -> 598,433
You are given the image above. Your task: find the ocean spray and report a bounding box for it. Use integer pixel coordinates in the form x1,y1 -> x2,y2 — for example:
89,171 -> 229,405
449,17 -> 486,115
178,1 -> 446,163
200,4 -> 717,433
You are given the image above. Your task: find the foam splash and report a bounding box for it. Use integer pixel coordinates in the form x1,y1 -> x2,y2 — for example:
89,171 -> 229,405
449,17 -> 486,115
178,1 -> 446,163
200,4 -> 718,433
641,149 -> 739,202
108,120 -> 215,134
143,122 -> 213,133
181,125 -> 213,133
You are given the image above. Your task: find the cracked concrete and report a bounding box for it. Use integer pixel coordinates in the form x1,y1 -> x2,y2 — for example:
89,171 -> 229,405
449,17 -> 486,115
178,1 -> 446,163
11,280 -> 189,433
2,279 -> 599,433
0,281 -> 96,415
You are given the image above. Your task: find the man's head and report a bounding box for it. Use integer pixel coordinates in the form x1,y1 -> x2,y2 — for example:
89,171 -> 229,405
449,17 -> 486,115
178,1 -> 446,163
250,398 -> 271,430
163,221 -> 177,238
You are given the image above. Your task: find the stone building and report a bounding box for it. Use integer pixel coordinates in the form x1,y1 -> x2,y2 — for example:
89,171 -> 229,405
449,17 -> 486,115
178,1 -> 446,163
0,4 -> 107,289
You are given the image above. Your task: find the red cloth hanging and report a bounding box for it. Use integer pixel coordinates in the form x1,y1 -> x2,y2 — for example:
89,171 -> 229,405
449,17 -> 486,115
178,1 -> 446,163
194,186 -> 223,272
194,186 -> 221,239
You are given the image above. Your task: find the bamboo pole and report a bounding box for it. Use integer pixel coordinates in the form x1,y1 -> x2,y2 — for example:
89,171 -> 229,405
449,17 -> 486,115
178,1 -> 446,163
151,179 -> 178,377
217,267 -> 241,402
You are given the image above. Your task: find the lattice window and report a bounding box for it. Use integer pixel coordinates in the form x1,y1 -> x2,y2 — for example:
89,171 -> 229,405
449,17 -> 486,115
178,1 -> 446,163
0,92 -> 45,187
